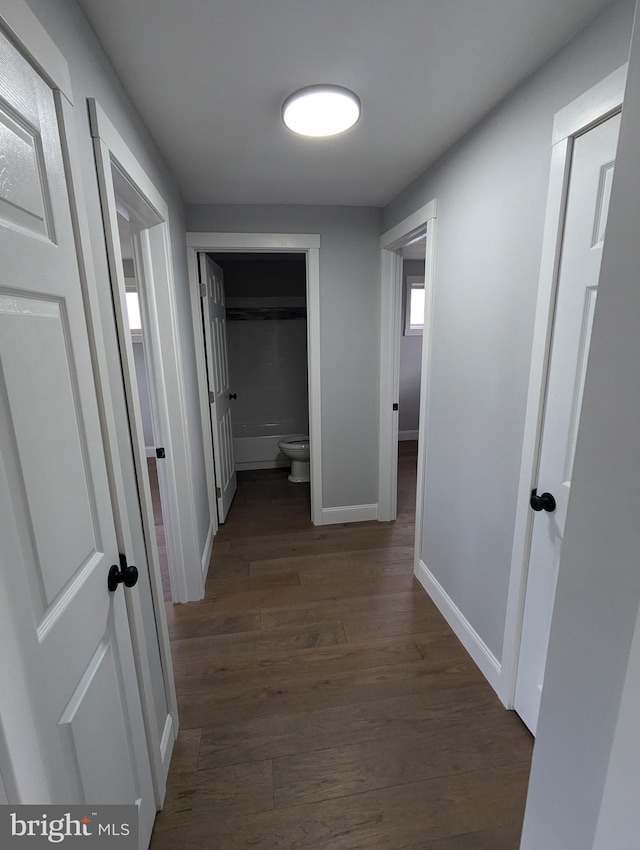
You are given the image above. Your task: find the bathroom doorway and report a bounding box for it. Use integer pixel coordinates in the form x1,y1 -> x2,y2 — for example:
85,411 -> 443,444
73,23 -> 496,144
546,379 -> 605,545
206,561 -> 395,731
198,250 -> 314,527
187,232 -> 323,529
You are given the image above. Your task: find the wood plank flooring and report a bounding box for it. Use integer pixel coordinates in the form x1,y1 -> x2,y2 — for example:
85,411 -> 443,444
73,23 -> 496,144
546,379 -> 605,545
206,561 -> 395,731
152,443 -> 532,849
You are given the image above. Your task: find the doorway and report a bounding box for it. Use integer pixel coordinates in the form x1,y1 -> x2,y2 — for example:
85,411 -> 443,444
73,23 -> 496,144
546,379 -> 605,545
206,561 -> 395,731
397,244 -> 427,522
205,252 -> 311,525
187,232 -> 323,529
501,64 -> 627,720
378,201 -> 437,567
116,206 -> 172,603
514,111 -> 621,733
91,99 -> 207,604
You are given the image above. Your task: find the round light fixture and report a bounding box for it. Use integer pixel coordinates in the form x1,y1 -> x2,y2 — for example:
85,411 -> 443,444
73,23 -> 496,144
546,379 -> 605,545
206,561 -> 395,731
282,85 -> 361,138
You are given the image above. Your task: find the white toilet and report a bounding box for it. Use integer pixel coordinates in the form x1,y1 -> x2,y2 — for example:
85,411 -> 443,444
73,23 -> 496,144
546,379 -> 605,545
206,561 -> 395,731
278,435 -> 310,483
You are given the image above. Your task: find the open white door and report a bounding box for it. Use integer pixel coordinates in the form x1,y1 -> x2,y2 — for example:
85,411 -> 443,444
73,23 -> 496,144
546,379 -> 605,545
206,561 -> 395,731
199,254 -> 237,522
515,113 -> 621,733
0,25 -> 156,845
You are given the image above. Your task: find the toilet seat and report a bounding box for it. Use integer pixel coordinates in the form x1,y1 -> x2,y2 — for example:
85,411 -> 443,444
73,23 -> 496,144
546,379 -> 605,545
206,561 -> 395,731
280,436 -> 309,448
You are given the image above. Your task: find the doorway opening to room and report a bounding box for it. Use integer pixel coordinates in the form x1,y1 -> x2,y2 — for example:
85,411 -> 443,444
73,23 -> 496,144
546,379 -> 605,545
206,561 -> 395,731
203,252 -> 311,527
397,241 -> 426,525
378,201 -> 437,567
188,235 -> 323,564
115,207 -> 174,603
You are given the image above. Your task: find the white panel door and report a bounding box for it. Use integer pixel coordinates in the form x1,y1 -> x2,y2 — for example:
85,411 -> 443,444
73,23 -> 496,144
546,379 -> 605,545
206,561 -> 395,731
199,254 -> 237,521
515,113 -> 621,733
0,29 -> 155,844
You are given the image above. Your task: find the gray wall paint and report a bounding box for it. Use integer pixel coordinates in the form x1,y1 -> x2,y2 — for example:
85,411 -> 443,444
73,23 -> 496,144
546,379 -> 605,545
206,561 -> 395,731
399,260 -> 424,434
521,5 -> 640,844
382,0 -> 634,660
187,205 -> 383,508
24,0 -> 210,563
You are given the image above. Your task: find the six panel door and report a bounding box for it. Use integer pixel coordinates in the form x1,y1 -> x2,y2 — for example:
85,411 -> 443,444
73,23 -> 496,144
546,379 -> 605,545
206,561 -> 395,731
0,27 -> 156,846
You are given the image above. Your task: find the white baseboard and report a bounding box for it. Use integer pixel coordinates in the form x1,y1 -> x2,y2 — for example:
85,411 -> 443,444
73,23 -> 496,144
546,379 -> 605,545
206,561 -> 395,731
201,521 -> 215,580
321,504 -> 379,525
145,446 -> 156,457
415,559 -> 502,695
235,459 -> 290,471
399,430 -> 419,441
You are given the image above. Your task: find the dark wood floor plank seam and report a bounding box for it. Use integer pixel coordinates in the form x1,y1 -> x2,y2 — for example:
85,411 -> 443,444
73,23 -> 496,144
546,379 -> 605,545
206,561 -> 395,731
269,758 -> 534,815
198,717 -> 530,773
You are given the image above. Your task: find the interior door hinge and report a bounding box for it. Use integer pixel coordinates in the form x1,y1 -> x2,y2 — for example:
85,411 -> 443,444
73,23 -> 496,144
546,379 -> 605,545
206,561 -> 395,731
392,403 -> 399,411
209,390 -> 215,403
216,486 -> 222,498
199,282 -> 207,297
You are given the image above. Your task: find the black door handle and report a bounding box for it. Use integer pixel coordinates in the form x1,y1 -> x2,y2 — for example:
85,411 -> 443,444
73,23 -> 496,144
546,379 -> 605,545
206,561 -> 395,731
229,393 -> 237,400
530,488 -> 556,512
108,554 -> 139,592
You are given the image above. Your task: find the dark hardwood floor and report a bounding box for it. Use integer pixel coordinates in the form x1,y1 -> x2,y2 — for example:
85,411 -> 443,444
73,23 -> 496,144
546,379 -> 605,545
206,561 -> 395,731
152,442 -> 532,849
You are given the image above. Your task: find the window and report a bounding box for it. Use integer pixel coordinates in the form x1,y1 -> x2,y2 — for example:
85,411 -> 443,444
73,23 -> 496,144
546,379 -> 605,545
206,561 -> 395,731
126,290 -> 142,332
404,276 -> 425,335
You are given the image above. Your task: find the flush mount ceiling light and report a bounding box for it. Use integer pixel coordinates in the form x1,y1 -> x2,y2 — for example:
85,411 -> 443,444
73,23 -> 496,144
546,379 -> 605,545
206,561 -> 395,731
282,85 -> 361,138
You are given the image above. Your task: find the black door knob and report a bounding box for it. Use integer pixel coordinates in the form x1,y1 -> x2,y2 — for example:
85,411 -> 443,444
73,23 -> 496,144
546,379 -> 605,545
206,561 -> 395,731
530,488 -> 556,512
108,554 -> 139,592
229,393 -> 237,400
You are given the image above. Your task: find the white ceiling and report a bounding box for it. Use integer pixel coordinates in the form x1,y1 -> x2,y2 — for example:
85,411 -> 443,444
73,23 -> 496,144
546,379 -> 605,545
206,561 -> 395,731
77,0 -> 613,207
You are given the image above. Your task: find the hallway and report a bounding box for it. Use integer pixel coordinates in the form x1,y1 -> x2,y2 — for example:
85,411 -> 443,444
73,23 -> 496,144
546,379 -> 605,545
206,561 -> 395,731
152,444 -> 532,848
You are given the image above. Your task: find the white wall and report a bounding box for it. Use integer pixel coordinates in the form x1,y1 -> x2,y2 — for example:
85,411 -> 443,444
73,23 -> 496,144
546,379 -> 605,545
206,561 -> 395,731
187,205 -> 383,509
382,0 -> 634,661
521,3 -> 640,843
399,259 -> 424,435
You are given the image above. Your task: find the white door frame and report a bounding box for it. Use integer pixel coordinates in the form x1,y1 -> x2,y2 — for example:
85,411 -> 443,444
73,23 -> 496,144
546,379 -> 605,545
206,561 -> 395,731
378,200 -> 437,575
500,64 -> 628,708
89,103 -> 185,795
91,100 -> 205,606
186,233 -> 323,529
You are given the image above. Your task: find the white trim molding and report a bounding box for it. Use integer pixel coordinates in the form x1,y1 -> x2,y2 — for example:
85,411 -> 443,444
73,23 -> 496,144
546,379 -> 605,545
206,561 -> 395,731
200,521 -> 215,578
500,64 -> 628,709
89,100 -> 184,798
415,560 -> 502,693
321,504 -> 379,525
186,232 -> 323,527
90,99 -> 206,608
380,200 -> 437,251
